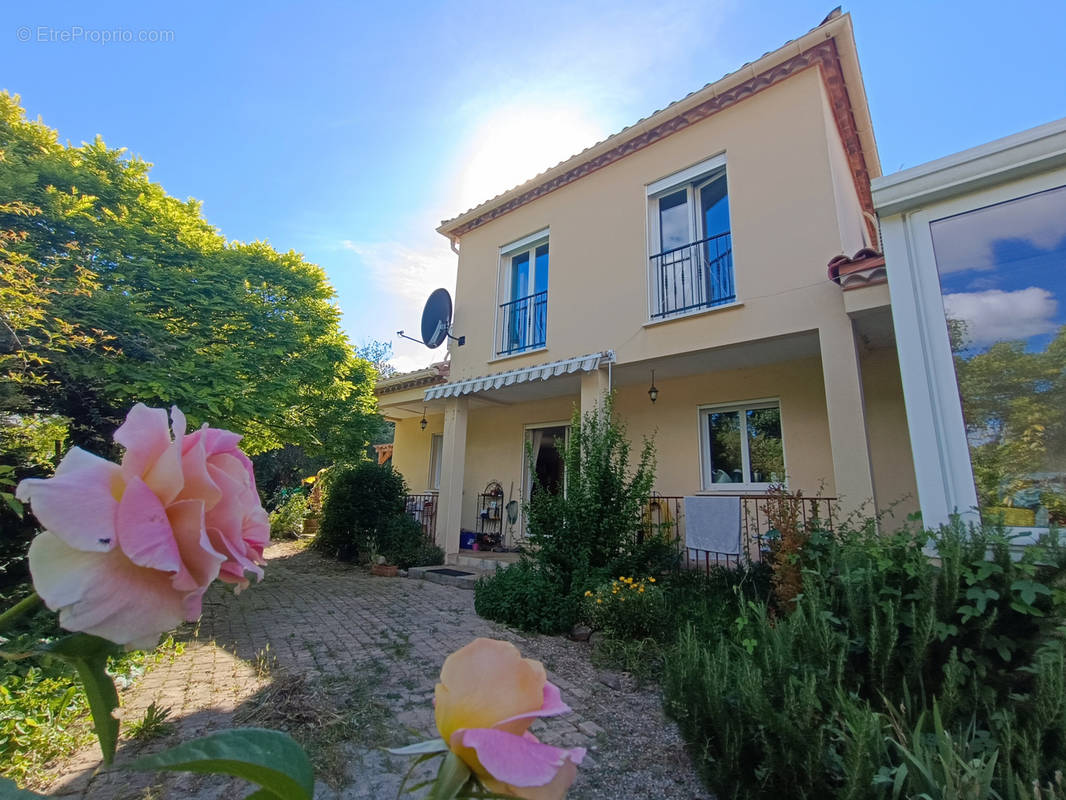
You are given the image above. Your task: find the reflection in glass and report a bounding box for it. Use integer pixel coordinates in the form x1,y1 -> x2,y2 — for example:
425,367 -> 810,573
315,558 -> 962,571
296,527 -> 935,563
931,184 -> 1066,528
708,411 -> 742,483
746,407 -> 784,483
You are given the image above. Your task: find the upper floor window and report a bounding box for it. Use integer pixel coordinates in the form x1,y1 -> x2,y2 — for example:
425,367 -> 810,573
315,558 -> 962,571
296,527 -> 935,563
497,229 -> 549,356
648,154 -> 734,320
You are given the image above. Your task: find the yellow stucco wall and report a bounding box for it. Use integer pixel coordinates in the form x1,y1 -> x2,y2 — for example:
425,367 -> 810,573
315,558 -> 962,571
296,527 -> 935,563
399,360 -> 839,533
387,349 -> 919,535
614,358 -> 836,498
444,67 -> 862,381
860,346 -> 921,529
392,413 -> 443,494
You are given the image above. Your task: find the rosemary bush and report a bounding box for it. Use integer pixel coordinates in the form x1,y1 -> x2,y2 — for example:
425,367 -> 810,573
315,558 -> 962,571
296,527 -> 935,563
662,519 -> 1066,799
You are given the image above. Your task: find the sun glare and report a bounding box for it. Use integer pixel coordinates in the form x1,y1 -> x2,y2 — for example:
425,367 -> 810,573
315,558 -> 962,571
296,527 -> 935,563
456,104 -> 607,213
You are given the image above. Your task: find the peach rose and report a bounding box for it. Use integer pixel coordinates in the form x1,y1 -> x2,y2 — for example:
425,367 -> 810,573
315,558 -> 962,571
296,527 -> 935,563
435,638 -> 585,799
16,404 -> 268,648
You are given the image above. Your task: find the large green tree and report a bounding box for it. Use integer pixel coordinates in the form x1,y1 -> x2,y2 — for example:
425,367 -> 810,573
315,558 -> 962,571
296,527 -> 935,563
0,91 -> 379,462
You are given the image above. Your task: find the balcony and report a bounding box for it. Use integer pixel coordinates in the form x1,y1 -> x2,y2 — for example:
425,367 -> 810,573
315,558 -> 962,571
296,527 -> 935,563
497,290 -> 547,356
650,231 -> 734,320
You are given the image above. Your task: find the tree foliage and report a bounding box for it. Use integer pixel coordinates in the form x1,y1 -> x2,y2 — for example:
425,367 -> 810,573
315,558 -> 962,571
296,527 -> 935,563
0,91 -> 380,461
950,321 -> 1066,508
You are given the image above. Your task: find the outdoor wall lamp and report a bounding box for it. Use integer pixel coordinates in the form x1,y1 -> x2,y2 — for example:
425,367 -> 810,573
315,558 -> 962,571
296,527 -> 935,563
648,370 -> 659,404
420,407 -> 428,431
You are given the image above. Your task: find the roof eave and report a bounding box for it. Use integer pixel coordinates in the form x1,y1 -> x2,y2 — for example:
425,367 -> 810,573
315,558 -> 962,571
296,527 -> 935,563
437,11 -> 878,240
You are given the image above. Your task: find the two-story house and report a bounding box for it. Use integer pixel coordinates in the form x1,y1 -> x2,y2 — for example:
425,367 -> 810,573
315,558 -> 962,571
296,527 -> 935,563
376,11 -> 919,560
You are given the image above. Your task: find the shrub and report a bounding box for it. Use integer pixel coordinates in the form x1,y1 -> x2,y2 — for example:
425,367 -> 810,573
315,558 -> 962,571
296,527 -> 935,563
312,462 -> 406,562
477,393 -> 658,633
268,491 -> 308,540
525,394 -> 656,593
474,561 -> 580,635
375,514 -> 443,569
661,519 -> 1066,799
581,576 -> 664,640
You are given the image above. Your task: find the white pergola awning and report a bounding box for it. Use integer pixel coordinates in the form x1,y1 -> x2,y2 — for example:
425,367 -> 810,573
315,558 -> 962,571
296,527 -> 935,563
424,351 -> 613,401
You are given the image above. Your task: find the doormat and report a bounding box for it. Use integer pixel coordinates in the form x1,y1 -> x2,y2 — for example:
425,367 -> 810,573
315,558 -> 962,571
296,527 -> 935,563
426,568 -> 474,577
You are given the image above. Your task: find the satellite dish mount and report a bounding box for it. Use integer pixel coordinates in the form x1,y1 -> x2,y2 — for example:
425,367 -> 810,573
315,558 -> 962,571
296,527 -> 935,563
397,288 -> 465,349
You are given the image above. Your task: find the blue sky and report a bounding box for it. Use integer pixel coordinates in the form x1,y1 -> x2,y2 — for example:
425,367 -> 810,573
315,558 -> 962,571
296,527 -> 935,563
3,0 -> 1065,372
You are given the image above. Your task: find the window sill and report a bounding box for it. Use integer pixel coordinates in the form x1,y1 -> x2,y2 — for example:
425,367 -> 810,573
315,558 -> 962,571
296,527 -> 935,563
644,301 -> 743,328
695,484 -> 780,495
488,346 -> 548,365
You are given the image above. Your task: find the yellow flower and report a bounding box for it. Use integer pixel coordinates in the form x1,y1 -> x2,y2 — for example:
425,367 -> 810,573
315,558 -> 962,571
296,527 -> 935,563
648,577 -> 656,583
596,598 -> 603,604
584,591 -> 592,597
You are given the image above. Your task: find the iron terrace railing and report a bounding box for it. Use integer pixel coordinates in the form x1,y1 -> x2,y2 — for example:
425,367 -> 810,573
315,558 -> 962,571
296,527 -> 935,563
643,493 -> 837,572
497,290 -> 547,356
650,232 -> 734,319
404,493 -> 438,545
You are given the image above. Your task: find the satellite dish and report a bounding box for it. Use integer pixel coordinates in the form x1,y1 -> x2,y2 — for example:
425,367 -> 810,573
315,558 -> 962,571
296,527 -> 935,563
421,289 -> 452,349
397,288 -> 465,349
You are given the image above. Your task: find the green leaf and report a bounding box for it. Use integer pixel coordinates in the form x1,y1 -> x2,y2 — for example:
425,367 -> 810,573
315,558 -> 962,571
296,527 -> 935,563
125,728 -> 314,800
45,633 -> 121,765
427,752 -> 472,800
0,775 -> 50,798
388,738 -> 450,756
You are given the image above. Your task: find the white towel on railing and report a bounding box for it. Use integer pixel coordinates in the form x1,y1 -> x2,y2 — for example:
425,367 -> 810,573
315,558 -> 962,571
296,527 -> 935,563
683,495 -> 741,555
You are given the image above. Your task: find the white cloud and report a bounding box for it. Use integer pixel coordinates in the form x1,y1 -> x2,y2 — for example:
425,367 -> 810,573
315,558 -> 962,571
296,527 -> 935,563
932,185 -> 1066,274
341,232 -> 458,374
943,287 -> 1058,346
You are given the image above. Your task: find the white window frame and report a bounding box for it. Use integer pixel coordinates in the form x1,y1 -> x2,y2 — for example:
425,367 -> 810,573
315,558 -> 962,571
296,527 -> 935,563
645,153 -> 733,321
697,398 -> 785,492
493,228 -> 550,358
874,118 -> 1066,533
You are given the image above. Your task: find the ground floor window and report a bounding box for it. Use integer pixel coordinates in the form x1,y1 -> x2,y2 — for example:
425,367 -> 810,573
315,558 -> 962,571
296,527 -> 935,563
699,400 -> 784,489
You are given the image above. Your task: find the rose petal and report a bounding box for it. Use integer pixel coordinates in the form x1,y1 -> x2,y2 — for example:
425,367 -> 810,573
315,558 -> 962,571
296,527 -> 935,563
435,639 -> 547,743
456,728 -> 585,789
177,436 -> 223,511
167,499 -> 225,616
495,682 -> 572,731
16,448 -> 121,552
116,475 -> 187,582
115,404 -> 172,478
142,407 -> 186,506
483,756 -> 581,800
29,532 -> 186,646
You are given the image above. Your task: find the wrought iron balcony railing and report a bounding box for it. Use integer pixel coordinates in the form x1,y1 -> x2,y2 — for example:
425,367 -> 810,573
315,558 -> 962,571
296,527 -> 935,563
650,231 -> 734,319
497,290 -> 547,356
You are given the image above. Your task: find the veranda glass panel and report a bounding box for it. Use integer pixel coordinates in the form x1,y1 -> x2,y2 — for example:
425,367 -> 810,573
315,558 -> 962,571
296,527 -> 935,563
708,410 -> 742,484
930,183 -> 1066,528
745,407 -> 783,483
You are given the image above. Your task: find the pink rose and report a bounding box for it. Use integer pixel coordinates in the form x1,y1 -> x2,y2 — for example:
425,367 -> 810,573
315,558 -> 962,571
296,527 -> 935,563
16,404 -> 268,648
435,639 -> 585,799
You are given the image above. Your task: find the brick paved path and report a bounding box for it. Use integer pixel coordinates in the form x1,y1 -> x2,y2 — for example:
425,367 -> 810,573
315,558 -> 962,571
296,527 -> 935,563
45,543 -> 711,799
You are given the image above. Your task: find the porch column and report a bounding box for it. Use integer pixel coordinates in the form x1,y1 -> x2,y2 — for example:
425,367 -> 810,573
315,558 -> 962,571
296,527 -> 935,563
437,395 -> 468,559
819,318 -> 876,519
579,367 -> 611,416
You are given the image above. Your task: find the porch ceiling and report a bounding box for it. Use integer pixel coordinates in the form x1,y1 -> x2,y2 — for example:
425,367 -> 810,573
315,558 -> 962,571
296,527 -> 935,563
611,331 -> 821,387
